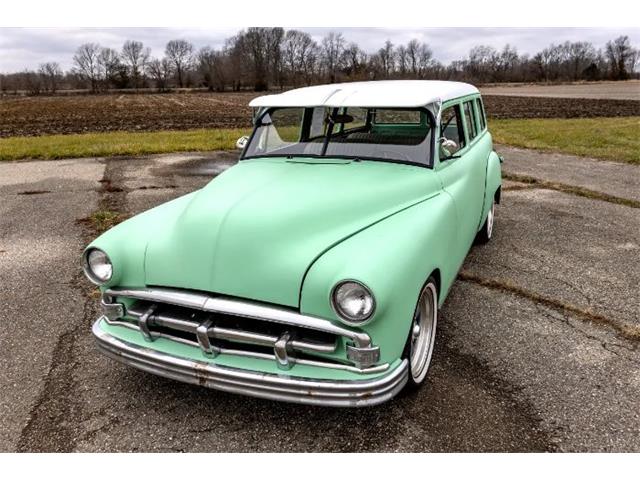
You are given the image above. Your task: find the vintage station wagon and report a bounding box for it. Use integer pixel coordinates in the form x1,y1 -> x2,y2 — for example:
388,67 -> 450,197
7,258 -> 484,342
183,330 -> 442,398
84,80 -> 502,407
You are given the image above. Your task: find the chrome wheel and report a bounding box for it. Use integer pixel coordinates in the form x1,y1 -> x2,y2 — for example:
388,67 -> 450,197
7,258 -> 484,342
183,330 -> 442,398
409,282 -> 438,384
486,201 -> 495,239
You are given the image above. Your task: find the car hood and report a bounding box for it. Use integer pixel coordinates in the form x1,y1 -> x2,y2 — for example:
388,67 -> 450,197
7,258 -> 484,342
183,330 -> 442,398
144,157 -> 441,307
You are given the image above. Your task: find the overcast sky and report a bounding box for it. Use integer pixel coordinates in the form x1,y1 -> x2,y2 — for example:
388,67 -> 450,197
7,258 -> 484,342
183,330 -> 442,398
1,27 -> 638,73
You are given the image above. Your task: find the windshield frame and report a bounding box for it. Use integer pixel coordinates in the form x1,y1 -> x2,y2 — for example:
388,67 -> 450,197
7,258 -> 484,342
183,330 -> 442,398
240,106 -> 436,169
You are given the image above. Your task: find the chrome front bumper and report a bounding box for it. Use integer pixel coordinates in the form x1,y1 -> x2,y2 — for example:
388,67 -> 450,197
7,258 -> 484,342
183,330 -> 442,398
93,319 -> 408,407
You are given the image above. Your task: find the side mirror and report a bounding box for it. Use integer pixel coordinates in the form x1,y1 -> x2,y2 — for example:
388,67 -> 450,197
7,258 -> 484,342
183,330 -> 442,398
236,136 -> 249,150
439,137 -> 458,151
439,137 -> 460,162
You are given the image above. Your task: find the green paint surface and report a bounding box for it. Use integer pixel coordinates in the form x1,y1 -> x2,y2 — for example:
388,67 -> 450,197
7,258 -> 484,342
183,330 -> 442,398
89,93 -> 501,377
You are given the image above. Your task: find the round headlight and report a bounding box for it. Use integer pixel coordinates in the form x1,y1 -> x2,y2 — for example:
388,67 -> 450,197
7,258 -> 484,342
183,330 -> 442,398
331,280 -> 376,325
83,248 -> 113,285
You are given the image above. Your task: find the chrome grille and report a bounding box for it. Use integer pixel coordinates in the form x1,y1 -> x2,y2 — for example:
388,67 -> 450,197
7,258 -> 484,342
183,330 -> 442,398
101,287 -> 384,374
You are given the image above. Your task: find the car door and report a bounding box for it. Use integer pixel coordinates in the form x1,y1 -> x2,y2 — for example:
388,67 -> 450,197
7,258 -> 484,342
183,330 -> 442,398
435,99 -> 488,266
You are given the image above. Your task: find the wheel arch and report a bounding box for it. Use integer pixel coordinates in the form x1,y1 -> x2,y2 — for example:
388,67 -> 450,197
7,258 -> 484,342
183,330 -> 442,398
430,268 -> 442,300
483,150 -> 502,219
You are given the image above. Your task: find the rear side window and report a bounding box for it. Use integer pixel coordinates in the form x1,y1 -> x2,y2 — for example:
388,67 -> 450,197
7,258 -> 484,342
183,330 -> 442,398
440,105 -> 465,156
374,109 -> 421,124
463,101 -> 478,141
476,98 -> 487,130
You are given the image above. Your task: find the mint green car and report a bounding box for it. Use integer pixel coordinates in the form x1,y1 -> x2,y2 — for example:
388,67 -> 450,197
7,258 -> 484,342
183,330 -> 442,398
84,81 -> 502,407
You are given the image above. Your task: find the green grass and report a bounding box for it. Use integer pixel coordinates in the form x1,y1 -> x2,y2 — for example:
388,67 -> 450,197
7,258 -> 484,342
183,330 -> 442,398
1,117 -> 638,164
0,128 -> 250,161
490,117 -> 640,165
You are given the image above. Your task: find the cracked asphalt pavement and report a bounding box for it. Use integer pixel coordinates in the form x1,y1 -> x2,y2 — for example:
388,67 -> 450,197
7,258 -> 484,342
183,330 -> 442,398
0,147 -> 638,452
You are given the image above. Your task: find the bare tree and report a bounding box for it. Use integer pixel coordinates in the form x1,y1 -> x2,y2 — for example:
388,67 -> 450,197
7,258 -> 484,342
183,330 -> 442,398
376,40 -> 395,79
282,30 -> 320,86
165,39 -> 194,88
73,43 -> 103,92
406,39 -> 423,77
629,48 -> 640,76
21,70 -> 42,95
533,46 -> 556,82
567,42 -> 596,80
341,42 -> 368,80
239,28 -> 272,91
38,62 -> 62,93
467,45 -> 498,82
224,36 -> 247,91
121,40 -> 150,89
267,27 -> 285,89
283,30 -> 308,86
146,57 -> 174,92
321,32 -> 345,83
416,42 -> 434,78
396,45 -> 408,76
606,35 -> 634,80
98,48 -> 122,90
494,44 -> 519,82
231,28 -> 285,91
197,47 -> 227,91
7,29 -> 639,94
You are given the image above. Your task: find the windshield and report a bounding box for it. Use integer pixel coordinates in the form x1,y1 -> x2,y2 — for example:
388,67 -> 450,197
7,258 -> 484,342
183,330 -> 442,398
242,106 -> 435,166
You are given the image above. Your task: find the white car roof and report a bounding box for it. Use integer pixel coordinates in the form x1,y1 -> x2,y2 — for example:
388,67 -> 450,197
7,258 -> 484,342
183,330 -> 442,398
249,80 -> 479,108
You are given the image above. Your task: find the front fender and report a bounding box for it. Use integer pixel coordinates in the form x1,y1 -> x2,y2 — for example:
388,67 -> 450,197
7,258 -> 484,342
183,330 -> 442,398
300,191 -> 458,365
86,191 -> 198,291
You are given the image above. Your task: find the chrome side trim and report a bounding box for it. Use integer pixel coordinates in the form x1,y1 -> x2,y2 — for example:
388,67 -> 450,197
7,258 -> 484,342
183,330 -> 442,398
106,287 -> 372,348
93,318 -> 408,407
102,317 -> 389,375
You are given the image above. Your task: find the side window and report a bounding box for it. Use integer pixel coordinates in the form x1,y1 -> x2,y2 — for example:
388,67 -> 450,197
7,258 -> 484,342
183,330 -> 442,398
463,101 -> 478,141
269,108 -> 303,143
476,98 -> 487,131
439,105 -> 465,157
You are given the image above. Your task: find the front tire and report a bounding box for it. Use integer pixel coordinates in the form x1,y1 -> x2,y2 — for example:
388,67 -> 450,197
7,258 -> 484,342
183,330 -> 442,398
475,200 -> 496,244
403,278 -> 438,389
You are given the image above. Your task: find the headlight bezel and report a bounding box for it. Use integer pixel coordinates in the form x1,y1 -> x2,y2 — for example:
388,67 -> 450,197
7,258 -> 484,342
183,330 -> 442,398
330,279 -> 376,326
82,247 -> 113,285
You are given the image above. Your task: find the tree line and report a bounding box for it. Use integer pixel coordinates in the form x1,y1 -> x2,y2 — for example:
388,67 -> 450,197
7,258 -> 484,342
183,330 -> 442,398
1,28 -> 638,95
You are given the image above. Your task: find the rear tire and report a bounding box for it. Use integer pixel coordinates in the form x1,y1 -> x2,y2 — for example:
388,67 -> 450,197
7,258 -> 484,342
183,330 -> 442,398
475,200 -> 496,245
402,277 -> 438,390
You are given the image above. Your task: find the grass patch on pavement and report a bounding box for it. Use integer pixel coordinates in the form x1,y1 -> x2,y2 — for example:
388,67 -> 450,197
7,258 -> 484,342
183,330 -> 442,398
502,172 -> 640,208
459,270 -> 640,342
77,210 -> 128,234
490,117 -> 640,165
0,128 -> 250,161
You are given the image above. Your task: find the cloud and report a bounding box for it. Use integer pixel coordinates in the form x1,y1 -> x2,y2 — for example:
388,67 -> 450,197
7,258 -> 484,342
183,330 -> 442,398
1,27 -> 638,72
